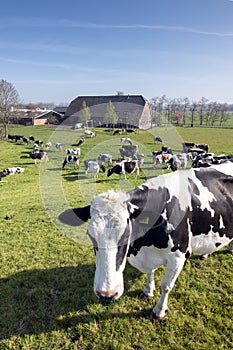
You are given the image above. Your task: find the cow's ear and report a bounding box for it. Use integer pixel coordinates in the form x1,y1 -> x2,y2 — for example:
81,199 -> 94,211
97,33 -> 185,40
127,202 -> 142,220
58,205 -> 90,226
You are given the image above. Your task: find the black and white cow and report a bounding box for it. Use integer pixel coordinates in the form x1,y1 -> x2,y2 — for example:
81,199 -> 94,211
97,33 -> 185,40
84,129 -> 96,137
66,148 -> 81,156
62,155 -> 79,169
59,162 -> 233,320
3,167 -> 24,175
121,137 -> 132,146
29,151 -> 48,164
77,137 -> 85,146
107,160 -> 140,179
34,140 -> 43,148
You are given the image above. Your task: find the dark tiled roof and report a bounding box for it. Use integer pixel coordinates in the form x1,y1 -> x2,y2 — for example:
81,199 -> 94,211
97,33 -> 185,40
54,106 -> 67,114
65,95 -> 147,118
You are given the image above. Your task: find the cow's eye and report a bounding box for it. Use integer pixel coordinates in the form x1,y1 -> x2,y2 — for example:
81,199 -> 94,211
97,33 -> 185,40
93,247 -> 98,255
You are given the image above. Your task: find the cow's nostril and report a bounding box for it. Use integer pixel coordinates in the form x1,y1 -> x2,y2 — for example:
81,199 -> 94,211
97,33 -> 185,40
96,291 -> 118,304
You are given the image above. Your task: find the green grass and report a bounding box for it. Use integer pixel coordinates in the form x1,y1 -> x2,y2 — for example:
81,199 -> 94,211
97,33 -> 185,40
0,125 -> 233,349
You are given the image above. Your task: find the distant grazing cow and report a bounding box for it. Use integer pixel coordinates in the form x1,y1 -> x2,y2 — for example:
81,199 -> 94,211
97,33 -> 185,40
0,170 -> 8,182
120,145 -> 138,158
29,135 -> 35,142
84,130 -> 96,137
34,140 -> 43,148
77,137 -> 85,146
3,167 -> 24,175
85,160 -> 106,177
66,148 -> 81,156
161,146 -> 173,154
154,136 -> 163,143
97,154 -> 112,166
55,143 -> 62,151
45,142 -> 52,150
107,160 -> 139,179
62,155 -> 79,169
196,143 -> 209,152
153,153 -> 172,169
59,161 -> 233,320
113,129 -> 121,135
8,134 -> 16,141
182,142 -> 195,152
29,151 -> 48,164
121,137 -> 132,146
132,153 -> 145,168
167,153 -> 189,171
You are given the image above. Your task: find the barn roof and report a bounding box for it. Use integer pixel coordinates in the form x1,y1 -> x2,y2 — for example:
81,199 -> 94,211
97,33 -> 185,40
64,95 -> 147,118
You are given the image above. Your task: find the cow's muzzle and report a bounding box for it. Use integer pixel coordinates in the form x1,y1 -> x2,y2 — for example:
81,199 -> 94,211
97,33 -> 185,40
96,290 -> 118,304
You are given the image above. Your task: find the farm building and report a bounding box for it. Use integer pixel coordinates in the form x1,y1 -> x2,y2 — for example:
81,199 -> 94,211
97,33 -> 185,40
63,94 -> 152,129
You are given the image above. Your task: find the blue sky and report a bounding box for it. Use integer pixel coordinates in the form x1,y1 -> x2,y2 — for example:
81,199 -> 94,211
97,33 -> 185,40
1,0 -> 233,105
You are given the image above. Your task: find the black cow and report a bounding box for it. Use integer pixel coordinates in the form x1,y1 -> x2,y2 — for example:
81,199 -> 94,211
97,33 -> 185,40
59,161 -> 233,321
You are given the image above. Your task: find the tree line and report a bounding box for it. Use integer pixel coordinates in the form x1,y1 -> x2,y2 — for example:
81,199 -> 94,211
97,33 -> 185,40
1,79 -> 233,138
150,95 -> 231,127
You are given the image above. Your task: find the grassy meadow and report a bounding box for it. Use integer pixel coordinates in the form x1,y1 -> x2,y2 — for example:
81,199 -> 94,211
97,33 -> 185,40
0,125 -> 233,350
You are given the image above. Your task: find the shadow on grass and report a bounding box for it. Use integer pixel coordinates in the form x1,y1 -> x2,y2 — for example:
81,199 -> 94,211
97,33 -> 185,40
0,264 -> 145,339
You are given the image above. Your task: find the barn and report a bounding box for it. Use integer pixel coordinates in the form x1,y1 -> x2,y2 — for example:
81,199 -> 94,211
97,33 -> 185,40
63,94 -> 152,129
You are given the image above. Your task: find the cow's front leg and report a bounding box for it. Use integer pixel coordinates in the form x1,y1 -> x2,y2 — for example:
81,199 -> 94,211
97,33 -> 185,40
140,271 -> 155,300
152,255 -> 185,320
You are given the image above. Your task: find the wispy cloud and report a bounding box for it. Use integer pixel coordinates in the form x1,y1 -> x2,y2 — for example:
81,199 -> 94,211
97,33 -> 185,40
1,18 -> 233,37
0,56 -> 118,73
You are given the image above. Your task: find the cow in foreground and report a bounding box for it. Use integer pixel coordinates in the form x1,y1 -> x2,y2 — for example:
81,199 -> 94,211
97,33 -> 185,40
59,162 -> 233,320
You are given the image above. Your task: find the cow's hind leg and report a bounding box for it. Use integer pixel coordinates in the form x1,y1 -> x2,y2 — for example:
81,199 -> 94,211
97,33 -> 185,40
140,271 -> 155,300
152,254 -> 186,320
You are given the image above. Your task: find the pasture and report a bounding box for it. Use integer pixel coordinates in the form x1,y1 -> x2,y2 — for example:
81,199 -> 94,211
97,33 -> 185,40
0,125 -> 233,350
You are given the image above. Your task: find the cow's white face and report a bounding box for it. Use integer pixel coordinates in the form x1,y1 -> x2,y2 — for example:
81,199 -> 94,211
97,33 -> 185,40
87,191 -> 132,302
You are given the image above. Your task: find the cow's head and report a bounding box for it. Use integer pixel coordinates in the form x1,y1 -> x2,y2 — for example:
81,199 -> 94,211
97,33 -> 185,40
59,190 -> 142,304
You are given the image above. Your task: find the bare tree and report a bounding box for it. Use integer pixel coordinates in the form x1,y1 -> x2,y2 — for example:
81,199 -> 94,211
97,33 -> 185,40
219,103 -> 229,126
197,97 -> 208,125
0,79 -> 20,137
190,101 -> 198,126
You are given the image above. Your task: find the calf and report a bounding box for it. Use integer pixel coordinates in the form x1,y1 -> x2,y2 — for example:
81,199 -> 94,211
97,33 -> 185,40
59,161 -> 233,321
107,160 -> 139,179
62,155 -> 79,169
